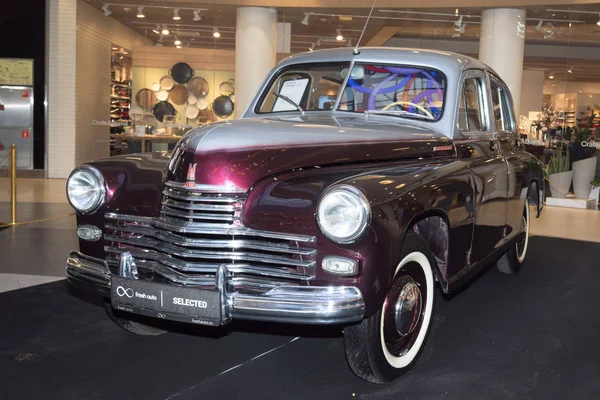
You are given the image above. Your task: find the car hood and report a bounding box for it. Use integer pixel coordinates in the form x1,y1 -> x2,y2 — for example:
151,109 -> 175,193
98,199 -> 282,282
170,113 -> 454,191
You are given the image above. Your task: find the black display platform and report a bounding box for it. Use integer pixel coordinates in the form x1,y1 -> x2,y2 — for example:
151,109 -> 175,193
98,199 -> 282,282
1,236 -> 599,400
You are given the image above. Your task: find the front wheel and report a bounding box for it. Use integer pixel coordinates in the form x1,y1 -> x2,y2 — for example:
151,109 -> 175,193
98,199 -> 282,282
344,232 -> 436,383
497,200 -> 530,274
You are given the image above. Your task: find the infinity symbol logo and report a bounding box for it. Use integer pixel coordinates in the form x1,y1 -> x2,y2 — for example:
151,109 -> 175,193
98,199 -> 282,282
116,286 -> 134,298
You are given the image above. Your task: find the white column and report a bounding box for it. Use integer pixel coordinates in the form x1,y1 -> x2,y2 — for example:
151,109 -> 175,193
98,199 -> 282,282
47,0 -> 77,178
520,70 -> 545,117
234,7 -> 277,119
479,8 -> 526,118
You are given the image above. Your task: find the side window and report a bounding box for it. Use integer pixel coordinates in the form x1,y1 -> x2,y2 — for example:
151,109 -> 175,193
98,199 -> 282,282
490,79 -> 515,131
459,77 -> 487,133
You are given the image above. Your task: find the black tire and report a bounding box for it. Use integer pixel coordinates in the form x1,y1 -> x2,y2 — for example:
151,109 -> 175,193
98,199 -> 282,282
104,302 -> 167,336
497,200 -> 530,274
344,232 -> 436,384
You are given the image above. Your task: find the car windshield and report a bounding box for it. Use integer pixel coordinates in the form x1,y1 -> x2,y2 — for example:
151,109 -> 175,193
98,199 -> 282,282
257,62 -> 446,122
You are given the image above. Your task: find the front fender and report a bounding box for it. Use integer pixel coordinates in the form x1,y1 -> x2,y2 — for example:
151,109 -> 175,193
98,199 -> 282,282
243,158 -> 474,316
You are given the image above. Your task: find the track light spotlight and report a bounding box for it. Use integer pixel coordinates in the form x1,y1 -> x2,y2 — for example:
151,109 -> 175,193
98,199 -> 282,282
316,38 -> 322,46
193,10 -> 202,21
213,27 -> 220,38
152,24 -> 160,34
161,25 -> 170,35
101,5 -> 111,17
597,14 -> 600,26
535,20 -> 543,31
176,44 -> 182,49
567,66 -> 573,74
136,6 -> 144,18
336,28 -> 344,41
174,37 -> 181,46
549,73 -> 554,79
301,13 -> 311,26
454,15 -> 463,28
309,43 -> 315,51
173,8 -> 181,20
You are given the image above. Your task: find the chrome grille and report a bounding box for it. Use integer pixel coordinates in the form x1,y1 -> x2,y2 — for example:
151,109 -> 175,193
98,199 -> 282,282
103,182 -> 316,288
161,181 -> 246,226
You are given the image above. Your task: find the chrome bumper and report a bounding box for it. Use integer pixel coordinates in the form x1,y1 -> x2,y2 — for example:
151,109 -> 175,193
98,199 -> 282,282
66,251 -> 365,325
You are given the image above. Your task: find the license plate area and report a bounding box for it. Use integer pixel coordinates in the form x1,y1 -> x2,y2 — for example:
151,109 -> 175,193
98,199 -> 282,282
110,276 -> 222,326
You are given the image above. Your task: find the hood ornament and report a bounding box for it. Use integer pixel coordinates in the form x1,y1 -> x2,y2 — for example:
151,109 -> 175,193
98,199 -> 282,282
184,163 -> 197,188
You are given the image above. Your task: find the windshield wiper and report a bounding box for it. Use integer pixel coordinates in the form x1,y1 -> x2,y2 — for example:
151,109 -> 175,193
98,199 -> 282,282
273,93 -> 305,115
365,109 -> 434,121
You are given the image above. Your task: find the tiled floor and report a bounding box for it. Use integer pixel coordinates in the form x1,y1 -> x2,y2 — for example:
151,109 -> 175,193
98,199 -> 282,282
0,177 -> 598,294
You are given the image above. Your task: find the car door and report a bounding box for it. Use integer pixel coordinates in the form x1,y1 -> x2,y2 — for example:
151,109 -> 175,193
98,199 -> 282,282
488,73 -> 526,243
453,69 -> 508,266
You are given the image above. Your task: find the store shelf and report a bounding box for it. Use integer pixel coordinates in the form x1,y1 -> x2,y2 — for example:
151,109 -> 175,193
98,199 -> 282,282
112,82 -> 131,88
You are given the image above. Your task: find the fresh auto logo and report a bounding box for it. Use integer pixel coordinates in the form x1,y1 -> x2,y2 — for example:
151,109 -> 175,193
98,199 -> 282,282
116,286 -> 134,298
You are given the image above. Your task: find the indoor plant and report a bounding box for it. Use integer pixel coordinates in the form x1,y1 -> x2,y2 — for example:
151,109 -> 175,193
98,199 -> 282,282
569,106 -> 598,198
546,145 -> 572,198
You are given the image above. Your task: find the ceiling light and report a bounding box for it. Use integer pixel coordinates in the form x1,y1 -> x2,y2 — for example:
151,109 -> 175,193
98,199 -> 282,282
535,20 -> 543,31
597,14 -> 600,26
101,5 -> 111,17
454,15 -> 463,28
176,45 -> 182,49
111,47 -> 118,50
136,6 -> 144,18
161,25 -> 169,35
172,8 -> 181,20
336,28 -> 344,41
193,10 -> 202,21
455,8 -> 459,16
213,27 -> 220,38
301,13 -> 311,26
309,43 -> 315,51
174,37 -> 181,46
567,66 -> 573,74
549,74 -> 554,79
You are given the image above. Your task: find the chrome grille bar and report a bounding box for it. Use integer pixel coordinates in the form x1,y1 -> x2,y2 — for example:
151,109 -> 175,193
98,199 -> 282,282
161,207 -> 237,222
162,188 -> 244,203
104,235 -> 315,268
104,223 -> 316,256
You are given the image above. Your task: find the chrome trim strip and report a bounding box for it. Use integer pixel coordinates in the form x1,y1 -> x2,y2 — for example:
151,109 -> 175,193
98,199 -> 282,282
160,207 -> 236,222
105,223 -> 316,256
162,188 -> 245,203
106,255 -> 314,282
65,252 -> 364,325
163,197 -> 240,212
153,217 -> 317,243
165,181 -> 246,194
103,238 -> 316,268
105,213 -> 153,224
105,214 -> 316,243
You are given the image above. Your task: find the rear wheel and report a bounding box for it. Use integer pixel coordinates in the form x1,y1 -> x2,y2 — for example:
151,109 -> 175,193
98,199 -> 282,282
344,233 -> 436,383
497,200 -> 530,274
104,302 -> 167,336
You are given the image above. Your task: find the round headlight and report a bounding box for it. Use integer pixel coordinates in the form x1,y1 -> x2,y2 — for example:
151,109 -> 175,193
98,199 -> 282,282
317,185 -> 371,244
66,166 -> 106,214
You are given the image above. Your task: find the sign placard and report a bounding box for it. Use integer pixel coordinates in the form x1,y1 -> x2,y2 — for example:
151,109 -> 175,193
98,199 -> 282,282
0,58 -> 34,86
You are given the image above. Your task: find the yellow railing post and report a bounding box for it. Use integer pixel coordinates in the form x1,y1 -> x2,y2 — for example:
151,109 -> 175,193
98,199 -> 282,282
10,144 -> 17,225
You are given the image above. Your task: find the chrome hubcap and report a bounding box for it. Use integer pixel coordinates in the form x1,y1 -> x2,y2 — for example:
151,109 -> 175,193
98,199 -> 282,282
394,280 -> 422,337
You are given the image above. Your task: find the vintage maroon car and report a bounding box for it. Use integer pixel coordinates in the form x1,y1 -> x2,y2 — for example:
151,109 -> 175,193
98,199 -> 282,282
66,47 -> 544,383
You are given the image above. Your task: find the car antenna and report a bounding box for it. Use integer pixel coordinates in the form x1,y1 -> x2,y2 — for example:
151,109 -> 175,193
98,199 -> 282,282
353,0 -> 377,55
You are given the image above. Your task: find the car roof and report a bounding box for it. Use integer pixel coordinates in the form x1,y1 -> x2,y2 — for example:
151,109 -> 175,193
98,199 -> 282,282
275,47 -> 496,80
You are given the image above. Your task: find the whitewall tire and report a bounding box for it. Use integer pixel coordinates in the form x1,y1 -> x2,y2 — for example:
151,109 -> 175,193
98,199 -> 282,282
344,233 -> 436,383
